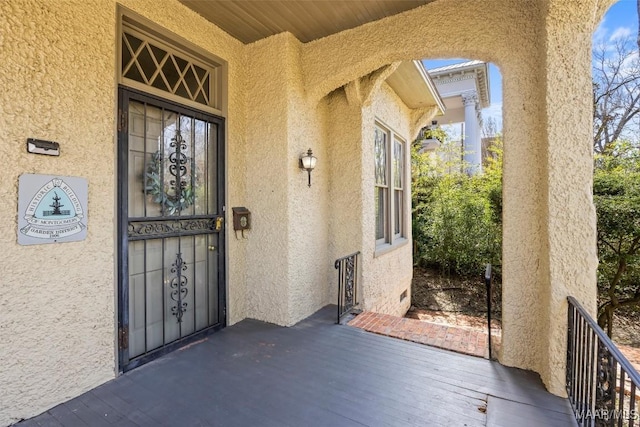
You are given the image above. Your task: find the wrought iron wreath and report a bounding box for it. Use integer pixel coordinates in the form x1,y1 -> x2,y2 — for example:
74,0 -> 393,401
144,150 -> 195,215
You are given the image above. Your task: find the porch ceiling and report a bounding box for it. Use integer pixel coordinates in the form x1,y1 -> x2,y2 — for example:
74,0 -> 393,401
179,0 -> 433,44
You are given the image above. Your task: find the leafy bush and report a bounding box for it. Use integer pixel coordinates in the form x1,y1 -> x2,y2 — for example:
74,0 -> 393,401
412,131 -> 640,337
412,136 -> 502,278
594,141 -> 640,335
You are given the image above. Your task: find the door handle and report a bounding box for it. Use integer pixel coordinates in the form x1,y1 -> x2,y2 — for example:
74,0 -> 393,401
215,217 -> 224,231
208,245 -> 216,251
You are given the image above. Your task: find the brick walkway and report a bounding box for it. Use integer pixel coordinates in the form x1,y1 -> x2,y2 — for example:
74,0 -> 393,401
348,311 -> 501,359
349,311 -> 640,371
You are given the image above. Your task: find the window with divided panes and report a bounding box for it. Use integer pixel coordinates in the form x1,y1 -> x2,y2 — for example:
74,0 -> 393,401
374,123 -> 405,248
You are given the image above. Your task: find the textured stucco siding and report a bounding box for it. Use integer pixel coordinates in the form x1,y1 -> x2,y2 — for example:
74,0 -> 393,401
285,36 -> 332,326
243,32 -> 333,327
326,91 -> 365,308
0,1 -> 246,424
0,2 -> 118,423
538,0 -> 606,393
244,34 -> 292,326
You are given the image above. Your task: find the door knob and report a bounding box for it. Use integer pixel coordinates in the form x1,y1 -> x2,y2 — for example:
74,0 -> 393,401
208,245 -> 216,251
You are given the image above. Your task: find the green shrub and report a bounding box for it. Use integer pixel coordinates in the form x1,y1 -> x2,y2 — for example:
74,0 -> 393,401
412,137 -> 502,278
593,141 -> 640,335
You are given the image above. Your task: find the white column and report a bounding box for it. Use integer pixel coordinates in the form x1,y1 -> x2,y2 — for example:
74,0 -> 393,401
462,91 -> 482,174
476,110 -> 484,166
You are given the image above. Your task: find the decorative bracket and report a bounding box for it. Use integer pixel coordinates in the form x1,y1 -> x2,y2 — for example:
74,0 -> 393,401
345,62 -> 401,107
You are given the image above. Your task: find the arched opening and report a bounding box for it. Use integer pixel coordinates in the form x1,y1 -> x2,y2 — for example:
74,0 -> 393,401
409,58 -> 504,360
309,0 -> 602,397
338,55 -> 506,360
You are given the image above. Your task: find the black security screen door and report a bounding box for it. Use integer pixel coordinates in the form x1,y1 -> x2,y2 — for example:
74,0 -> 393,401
117,88 -> 226,371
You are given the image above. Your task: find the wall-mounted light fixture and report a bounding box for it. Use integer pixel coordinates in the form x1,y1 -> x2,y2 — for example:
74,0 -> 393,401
299,148 -> 317,188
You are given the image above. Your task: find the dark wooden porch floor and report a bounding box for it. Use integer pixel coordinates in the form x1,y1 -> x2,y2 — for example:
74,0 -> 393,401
20,306 -> 575,426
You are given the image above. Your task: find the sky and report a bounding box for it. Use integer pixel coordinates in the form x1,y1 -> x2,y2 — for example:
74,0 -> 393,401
594,0 -> 639,46
423,0 -> 639,137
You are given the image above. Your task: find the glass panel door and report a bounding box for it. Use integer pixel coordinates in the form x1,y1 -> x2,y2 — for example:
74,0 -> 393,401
118,89 -> 225,370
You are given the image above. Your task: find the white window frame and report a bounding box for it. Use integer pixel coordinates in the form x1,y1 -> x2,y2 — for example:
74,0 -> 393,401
374,121 -> 407,253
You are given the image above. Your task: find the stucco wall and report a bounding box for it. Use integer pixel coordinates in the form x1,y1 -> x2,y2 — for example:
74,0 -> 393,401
0,0 -> 247,424
244,34 -> 292,326
285,38 -> 332,326
244,32 -> 334,327
537,0 -> 609,393
326,91 -> 365,307
243,32 -> 333,327
244,31 -> 419,326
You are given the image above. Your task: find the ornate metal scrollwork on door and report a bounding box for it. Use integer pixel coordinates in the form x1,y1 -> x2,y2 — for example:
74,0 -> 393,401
145,129 -> 195,215
169,130 -> 188,195
128,218 -> 217,239
170,252 -> 189,323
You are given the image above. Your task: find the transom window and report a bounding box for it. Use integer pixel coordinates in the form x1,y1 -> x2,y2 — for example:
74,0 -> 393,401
374,123 -> 406,248
119,16 -> 224,114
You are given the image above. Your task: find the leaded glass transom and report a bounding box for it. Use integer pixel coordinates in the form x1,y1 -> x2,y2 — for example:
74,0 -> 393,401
120,24 -> 220,110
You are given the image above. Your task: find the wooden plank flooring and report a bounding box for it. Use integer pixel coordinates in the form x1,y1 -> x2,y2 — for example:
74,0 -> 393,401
19,306 -> 576,426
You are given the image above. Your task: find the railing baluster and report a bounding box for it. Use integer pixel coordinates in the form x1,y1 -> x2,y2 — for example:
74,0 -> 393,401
578,315 -> 586,423
585,317 -> 593,426
583,328 -> 596,423
610,359 -> 618,427
618,369 -> 625,427
588,327 -> 596,427
572,305 -> 581,421
335,251 -> 360,323
629,382 -> 636,427
568,303 -> 575,400
566,296 -> 640,427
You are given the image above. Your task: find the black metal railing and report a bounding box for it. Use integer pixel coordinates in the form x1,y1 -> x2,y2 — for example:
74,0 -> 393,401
335,251 -> 360,324
485,264 -> 493,360
567,296 -> 640,426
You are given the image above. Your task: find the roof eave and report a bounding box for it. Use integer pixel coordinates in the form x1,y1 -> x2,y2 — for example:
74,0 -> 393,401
385,60 -> 446,115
